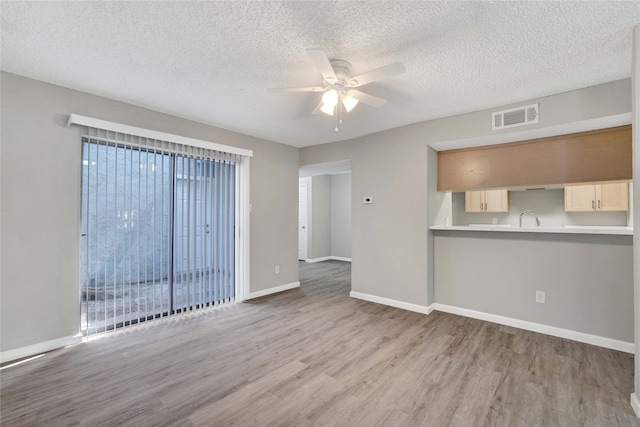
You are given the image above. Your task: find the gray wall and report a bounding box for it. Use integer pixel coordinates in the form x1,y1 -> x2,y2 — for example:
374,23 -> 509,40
1,72 -> 299,352
434,232 -> 634,343
301,134 -> 430,306
300,78 -> 632,312
426,147 -> 448,305
330,173 -> 351,259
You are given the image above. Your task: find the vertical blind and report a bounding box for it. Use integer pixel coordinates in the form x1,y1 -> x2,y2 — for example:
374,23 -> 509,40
79,124 -> 249,336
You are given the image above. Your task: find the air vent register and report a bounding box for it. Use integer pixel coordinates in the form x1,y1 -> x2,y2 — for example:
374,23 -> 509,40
492,104 -> 539,130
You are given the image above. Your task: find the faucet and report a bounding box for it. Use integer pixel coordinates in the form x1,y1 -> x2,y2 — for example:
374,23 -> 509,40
519,210 -> 541,227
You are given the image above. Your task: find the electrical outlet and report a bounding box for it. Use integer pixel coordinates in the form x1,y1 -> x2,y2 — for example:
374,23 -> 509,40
275,265 -> 280,274
492,218 -> 498,225
535,291 -> 545,304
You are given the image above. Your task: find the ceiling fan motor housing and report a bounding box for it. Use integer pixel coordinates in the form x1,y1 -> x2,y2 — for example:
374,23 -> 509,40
328,59 -> 353,86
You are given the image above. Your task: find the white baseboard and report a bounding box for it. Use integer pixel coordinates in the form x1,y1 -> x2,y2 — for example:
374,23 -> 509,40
1,334 -> 83,363
350,291 -> 431,315
631,393 -> 640,418
329,256 -> 352,262
247,281 -> 300,299
304,256 -> 331,263
305,256 -> 351,263
432,303 -> 635,354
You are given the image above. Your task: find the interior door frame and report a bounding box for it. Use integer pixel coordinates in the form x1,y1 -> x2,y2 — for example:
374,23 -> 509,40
298,179 -> 309,261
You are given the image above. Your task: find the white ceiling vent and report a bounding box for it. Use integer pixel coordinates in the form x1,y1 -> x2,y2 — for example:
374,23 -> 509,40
492,104 -> 539,130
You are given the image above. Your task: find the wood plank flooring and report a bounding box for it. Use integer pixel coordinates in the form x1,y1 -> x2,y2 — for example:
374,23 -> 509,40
1,260 -> 638,426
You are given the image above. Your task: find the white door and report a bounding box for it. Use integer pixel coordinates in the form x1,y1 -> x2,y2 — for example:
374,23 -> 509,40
298,182 -> 308,260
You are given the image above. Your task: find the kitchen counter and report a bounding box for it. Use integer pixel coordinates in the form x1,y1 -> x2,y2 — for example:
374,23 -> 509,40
430,224 -> 633,235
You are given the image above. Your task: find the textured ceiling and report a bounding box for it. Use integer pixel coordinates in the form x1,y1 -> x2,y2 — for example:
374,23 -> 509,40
2,2 -> 639,148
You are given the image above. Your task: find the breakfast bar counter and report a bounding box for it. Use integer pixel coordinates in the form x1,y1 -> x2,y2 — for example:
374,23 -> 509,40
430,224 -> 633,236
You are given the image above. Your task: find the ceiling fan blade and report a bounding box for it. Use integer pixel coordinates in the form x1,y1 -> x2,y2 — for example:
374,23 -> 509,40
347,62 -> 406,87
348,90 -> 387,108
306,49 -> 337,83
267,86 -> 325,93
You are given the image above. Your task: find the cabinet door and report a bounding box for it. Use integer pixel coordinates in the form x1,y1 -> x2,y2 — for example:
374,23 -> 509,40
465,191 -> 484,212
484,189 -> 509,212
597,182 -> 629,211
564,185 -> 596,211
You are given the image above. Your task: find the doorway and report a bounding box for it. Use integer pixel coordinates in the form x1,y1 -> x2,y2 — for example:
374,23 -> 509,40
298,161 -> 352,264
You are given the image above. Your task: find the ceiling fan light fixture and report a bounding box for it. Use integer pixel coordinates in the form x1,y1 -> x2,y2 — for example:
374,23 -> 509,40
341,93 -> 358,112
322,89 -> 338,105
320,102 -> 335,116
320,89 -> 339,115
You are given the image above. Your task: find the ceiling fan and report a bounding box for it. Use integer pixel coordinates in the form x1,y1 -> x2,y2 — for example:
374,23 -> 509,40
268,49 -> 406,125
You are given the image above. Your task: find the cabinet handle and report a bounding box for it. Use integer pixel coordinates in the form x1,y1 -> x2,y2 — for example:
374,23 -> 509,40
592,200 -> 595,210
598,200 -> 601,210
481,202 -> 483,211
484,202 -> 487,211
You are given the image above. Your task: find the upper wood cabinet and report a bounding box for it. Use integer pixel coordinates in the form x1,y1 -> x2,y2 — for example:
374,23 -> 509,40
564,184 -> 596,212
564,182 -> 629,212
465,189 -> 509,213
438,125 -> 631,192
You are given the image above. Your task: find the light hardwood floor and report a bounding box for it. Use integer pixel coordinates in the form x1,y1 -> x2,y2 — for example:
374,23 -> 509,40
1,260 -> 638,426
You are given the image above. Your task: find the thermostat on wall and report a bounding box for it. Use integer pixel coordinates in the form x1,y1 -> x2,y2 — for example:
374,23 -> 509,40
363,196 -> 374,204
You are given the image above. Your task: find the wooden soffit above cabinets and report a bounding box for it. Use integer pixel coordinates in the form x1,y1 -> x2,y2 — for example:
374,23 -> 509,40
437,125 -> 632,192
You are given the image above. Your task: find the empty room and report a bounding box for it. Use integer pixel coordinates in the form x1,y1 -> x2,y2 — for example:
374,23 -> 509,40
2,2 -> 640,425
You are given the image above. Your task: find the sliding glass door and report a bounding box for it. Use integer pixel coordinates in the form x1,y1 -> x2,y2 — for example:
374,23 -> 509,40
81,137 -> 236,336
172,156 -> 235,313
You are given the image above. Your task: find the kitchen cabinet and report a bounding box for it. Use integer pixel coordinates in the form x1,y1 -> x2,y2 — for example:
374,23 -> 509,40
437,125 -> 631,192
564,182 -> 629,212
465,189 -> 509,213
